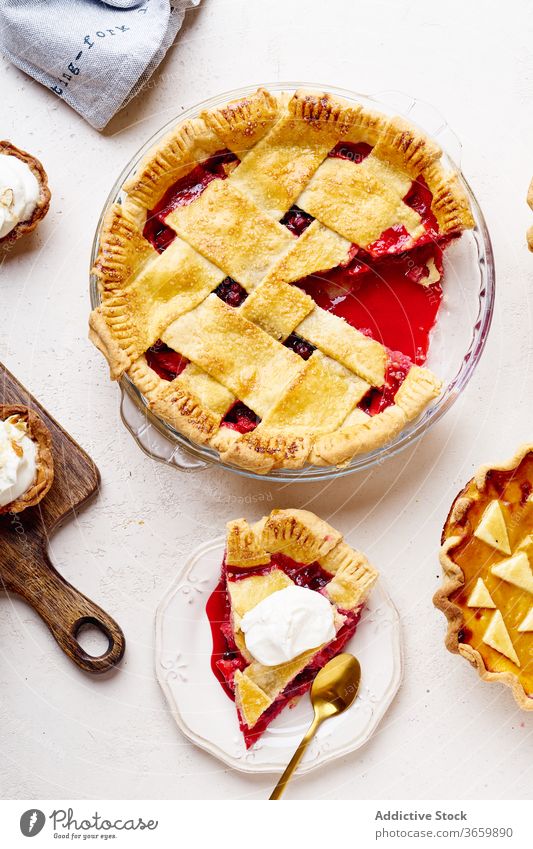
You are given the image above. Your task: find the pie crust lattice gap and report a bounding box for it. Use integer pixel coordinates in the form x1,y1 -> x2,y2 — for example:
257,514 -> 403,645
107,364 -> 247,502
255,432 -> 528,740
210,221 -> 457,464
89,87 -> 474,473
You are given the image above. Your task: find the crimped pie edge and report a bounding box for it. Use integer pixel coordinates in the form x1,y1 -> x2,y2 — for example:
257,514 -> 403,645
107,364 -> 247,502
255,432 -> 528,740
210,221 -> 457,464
226,507 -> 379,608
433,443 -> 533,711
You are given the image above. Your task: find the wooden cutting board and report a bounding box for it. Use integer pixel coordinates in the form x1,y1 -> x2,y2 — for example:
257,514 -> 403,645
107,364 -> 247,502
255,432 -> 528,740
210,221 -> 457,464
0,363 -> 125,674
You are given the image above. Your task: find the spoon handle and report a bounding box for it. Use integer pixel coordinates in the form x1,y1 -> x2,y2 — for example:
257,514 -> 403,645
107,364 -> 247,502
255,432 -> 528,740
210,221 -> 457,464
269,713 -> 322,800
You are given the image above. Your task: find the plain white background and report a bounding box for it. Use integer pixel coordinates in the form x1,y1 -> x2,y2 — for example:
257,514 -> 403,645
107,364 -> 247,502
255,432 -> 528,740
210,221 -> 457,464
0,0 -> 532,800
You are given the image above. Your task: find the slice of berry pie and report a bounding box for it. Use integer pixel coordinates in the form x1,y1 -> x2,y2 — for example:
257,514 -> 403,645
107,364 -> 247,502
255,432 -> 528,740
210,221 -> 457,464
435,445 -> 533,710
206,508 -> 378,748
90,87 -> 474,472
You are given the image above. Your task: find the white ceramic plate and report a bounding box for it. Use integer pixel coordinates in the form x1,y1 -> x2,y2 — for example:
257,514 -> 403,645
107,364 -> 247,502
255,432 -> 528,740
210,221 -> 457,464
155,537 -> 403,775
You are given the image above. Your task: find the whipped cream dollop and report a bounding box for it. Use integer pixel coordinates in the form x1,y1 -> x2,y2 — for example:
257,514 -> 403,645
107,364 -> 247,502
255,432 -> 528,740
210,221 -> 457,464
0,416 -> 38,508
0,154 -> 40,238
240,585 -> 336,667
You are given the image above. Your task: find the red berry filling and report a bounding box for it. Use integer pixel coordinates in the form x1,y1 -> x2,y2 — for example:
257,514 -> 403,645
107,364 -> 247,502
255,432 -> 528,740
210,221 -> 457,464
294,241 -> 443,365
365,178 -> 442,258
283,333 -> 316,360
145,340 -> 189,381
221,401 -> 261,434
215,277 -> 248,307
280,205 -> 315,236
358,350 -> 412,416
328,140 -> 373,164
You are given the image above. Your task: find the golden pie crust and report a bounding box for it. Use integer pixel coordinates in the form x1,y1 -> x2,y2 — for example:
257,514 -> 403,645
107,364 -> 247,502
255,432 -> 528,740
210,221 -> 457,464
0,141 -> 51,248
224,508 -> 379,729
434,445 -> 533,710
89,87 -> 474,472
0,405 -> 54,514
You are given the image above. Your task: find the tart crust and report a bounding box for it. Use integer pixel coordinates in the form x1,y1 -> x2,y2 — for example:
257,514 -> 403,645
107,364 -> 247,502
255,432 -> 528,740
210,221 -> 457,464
90,87 -> 474,472
434,444 -> 533,711
0,141 -> 51,248
0,405 -> 54,514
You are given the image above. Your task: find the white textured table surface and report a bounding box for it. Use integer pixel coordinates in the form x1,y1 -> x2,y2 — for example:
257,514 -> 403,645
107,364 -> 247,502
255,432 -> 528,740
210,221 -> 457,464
1,0 -> 532,801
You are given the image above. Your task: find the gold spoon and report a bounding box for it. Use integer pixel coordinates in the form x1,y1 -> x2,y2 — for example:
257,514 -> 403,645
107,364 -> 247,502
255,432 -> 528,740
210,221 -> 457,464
269,653 -> 361,800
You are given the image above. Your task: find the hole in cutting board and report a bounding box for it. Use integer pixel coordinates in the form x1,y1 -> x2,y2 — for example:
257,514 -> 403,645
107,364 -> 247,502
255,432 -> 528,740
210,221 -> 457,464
75,620 -> 111,657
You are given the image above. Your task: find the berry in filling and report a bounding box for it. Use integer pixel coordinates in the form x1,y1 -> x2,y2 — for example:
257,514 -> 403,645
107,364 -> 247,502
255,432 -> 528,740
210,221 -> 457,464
283,333 -> 316,360
145,340 -> 188,381
215,277 -> 248,307
280,205 -> 315,236
205,553 -> 363,748
220,401 -> 260,434
143,149 -> 239,253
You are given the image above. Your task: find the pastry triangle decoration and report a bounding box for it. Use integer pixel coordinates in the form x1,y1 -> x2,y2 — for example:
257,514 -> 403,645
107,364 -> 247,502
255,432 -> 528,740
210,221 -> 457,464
482,610 -> 520,666
517,607 -> 533,632
466,577 -> 496,609
473,500 -> 511,554
491,552 -> 533,594
518,534 -> 533,556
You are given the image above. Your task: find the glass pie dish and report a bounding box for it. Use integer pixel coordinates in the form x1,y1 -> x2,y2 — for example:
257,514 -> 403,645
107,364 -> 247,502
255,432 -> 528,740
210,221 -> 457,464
89,82 -> 495,482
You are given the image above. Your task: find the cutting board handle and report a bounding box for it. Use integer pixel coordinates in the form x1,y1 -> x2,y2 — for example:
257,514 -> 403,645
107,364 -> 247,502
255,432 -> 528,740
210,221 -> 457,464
3,549 -> 125,674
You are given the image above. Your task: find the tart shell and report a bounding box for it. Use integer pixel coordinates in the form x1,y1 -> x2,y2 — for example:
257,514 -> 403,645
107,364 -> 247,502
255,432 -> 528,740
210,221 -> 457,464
0,405 -> 54,514
0,141 -> 51,249
434,444 -> 533,711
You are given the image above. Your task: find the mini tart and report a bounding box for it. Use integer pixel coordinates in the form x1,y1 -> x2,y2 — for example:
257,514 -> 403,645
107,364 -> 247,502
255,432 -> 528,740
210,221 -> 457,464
89,87 -> 474,473
207,508 -> 378,748
0,405 -> 54,514
0,141 -> 51,248
434,445 -> 533,710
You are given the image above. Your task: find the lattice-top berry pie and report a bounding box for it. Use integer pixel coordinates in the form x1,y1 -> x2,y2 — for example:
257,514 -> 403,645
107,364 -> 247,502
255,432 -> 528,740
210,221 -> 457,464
90,88 -> 474,473
206,508 -> 378,748
435,445 -> 533,710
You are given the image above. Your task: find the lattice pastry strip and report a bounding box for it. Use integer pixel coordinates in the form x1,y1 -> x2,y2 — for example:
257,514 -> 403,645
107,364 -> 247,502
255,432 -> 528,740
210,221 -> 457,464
257,351 -> 369,435
166,179 -> 295,290
260,219 -> 352,286
295,306 -> 387,387
116,236 -> 226,363
239,277 -> 315,341
297,156 -> 425,248
161,294 -> 305,417
227,89 -> 358,220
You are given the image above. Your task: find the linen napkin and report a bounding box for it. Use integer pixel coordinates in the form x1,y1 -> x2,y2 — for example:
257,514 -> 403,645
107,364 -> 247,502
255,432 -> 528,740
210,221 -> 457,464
0,0 -> 201,130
